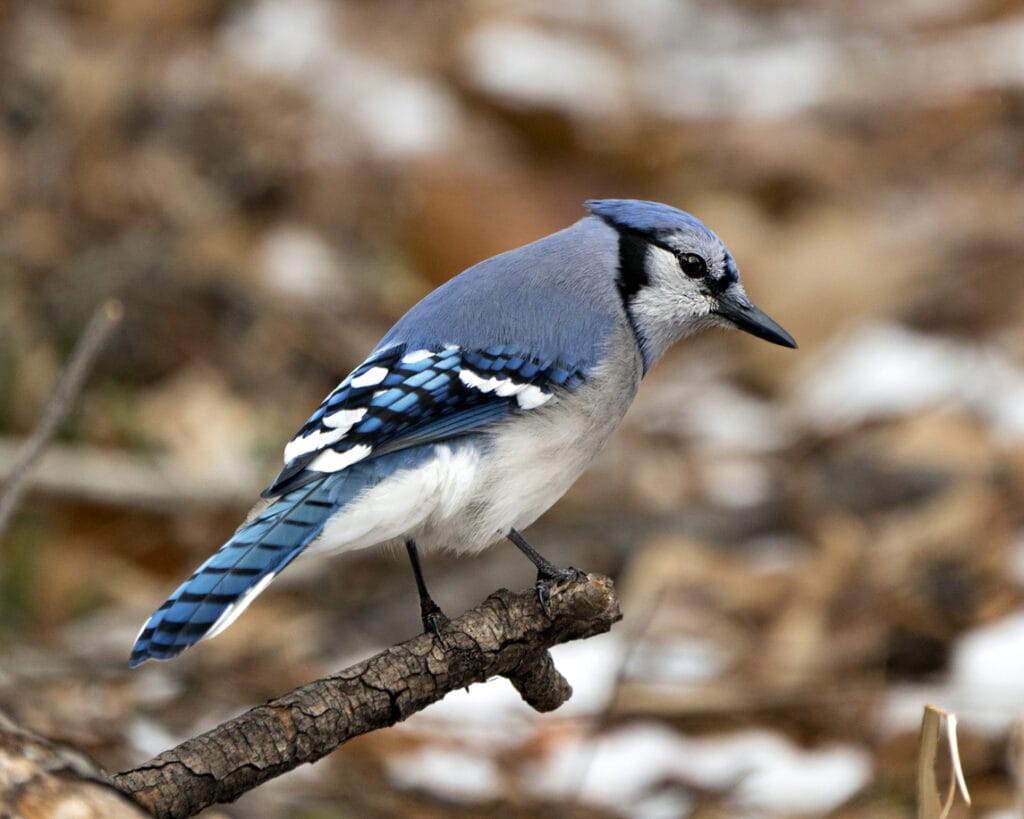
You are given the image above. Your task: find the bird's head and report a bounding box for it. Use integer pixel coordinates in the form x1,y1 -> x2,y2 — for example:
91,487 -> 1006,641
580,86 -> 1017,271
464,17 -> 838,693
587,199 -> 796,370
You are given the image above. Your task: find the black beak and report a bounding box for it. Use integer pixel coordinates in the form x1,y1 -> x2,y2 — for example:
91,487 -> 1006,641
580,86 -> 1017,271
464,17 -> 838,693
715,291 -> 797,349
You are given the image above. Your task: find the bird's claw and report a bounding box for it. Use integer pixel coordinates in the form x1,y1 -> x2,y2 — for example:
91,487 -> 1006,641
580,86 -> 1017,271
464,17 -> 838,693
421,602 -> 449,642
535,566 -> 587,618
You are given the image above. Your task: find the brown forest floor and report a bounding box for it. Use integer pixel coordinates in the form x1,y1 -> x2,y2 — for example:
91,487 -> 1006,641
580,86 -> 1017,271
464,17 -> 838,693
3,1 -> 1024,816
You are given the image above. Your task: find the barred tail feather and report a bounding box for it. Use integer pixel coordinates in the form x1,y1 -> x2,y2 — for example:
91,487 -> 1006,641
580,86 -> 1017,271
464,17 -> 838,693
129,478 -> 338,666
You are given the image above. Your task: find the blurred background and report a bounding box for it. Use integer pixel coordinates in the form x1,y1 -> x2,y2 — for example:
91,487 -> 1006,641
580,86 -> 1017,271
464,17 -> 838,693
2,0 -> 1024,816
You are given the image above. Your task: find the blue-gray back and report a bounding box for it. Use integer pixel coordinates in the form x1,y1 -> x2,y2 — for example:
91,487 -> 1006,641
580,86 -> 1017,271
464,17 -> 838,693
377,216 -> 625,368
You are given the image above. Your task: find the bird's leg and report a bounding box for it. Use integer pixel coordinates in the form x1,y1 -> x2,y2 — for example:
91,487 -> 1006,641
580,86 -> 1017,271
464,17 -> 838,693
506,528 -> 586,618
405,539 -> 447,639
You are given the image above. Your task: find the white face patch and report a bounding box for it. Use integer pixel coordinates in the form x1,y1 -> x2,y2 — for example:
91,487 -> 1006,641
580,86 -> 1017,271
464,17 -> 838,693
459,369 -> 552,410
309,444 -> 372,473
350,366 -> 388,388
283,427 -> 348,463
629,245 -> 716,365
205,572 -> 278,640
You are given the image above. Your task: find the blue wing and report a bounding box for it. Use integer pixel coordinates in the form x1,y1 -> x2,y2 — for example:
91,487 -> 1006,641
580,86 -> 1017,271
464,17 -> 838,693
263,342 -> 589,497
129,341 -> 589,665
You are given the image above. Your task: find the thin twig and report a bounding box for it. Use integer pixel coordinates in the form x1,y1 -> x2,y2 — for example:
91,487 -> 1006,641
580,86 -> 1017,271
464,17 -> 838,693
0,299 -> 123,540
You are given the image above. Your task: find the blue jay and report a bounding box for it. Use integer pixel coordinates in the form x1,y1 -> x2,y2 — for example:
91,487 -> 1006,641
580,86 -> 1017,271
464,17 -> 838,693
130,199 -> 796,666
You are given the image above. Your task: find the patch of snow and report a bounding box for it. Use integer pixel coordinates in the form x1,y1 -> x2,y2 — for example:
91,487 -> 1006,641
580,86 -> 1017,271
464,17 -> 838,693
127,716 -> 181,759
221,0 -> 339,79
223,0 -> 1024,127
950,611 -> 1024,734
387,747 -> 501,803
532,722 -> 869,816
548,632 -> 629,714
625,636 -> 727,685
129,668 -> 185,708
699,455 -> 771,509
461,24 -> 626,117
530,722 -> 689,809
899,19 -> 1024,103
625,790 -> 696,819
639,8 -> 1024,118
722,732 -> 870,814
312,56 -> 461,158
690,384 -> 793,454
876,683 -> 952,735
642,374 -> 793,455
792,322 -> 1024,443
645,37 -> 834,119
520,0 -> 686,47
414,676 -> 536,728
880,616 -> 1024,738
259,224 -> 347,304
221,0 -> 460,158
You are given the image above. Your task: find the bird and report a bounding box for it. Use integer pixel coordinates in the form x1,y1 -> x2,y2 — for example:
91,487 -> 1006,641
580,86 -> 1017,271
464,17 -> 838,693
129,199 -> 796,666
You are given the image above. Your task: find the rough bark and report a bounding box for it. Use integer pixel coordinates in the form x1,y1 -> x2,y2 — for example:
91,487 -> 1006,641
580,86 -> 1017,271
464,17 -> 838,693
112,573 -> 621,818
0,710 -> 149,818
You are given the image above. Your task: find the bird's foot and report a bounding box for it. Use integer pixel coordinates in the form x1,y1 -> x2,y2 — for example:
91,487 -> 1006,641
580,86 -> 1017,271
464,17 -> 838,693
506,528 -> 588,618
535,564 -> 588,619
420,599 -> 449,641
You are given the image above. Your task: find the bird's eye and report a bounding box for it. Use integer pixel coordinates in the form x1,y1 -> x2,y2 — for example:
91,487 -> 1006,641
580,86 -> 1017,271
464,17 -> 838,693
678,253 -> 708,279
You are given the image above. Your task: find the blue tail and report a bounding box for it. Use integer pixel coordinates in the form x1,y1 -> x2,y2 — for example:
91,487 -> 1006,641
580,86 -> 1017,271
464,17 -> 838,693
130,478 -> 339,666
130,446 -> 442,666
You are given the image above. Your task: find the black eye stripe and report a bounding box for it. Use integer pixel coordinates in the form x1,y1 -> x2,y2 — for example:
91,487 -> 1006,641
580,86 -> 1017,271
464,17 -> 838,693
618,232 -> 729,290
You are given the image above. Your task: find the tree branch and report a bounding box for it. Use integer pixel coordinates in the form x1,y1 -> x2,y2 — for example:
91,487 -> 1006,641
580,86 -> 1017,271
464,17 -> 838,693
112,573 -> 621,818
0,298 -> 123,541
0,710 -> 149,818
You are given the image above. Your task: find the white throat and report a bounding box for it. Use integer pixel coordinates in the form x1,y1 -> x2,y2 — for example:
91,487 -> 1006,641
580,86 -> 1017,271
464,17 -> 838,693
627,245 -> 717,369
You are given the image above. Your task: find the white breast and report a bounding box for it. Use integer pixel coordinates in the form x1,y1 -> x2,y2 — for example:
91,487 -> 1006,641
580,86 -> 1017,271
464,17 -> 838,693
311,324 -> 643,559
413,323 -> 643,553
